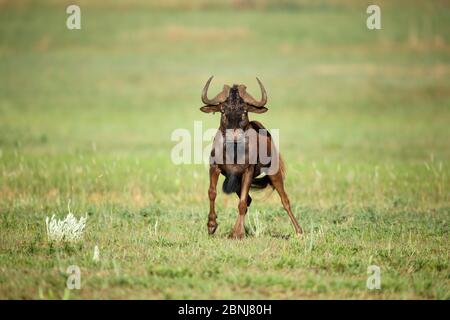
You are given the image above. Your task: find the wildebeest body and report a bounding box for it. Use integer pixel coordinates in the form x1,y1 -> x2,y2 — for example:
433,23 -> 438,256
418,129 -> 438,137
200,76 -> 302,238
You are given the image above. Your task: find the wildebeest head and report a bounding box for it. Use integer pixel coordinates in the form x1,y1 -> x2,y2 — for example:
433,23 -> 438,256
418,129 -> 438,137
200,76 -> 268,139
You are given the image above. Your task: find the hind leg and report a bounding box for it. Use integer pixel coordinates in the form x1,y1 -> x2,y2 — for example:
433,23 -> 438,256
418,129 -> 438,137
269,171 -> 303,235
207,165 -> 221,235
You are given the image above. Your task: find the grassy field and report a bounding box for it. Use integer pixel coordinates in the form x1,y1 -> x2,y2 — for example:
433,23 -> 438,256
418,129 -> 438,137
0,0 -> 449,299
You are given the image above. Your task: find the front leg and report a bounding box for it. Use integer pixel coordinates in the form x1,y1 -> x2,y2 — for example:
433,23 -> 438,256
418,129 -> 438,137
231,167 -> 254,239
207,165 -> 221,235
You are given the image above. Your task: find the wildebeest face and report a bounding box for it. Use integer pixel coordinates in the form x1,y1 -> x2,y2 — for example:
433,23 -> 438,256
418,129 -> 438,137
200,77 -> 269,141
221,98 -> 248,142
220,86 -> 249,136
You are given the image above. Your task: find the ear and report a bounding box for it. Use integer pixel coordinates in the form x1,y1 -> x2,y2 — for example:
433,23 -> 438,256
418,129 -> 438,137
200,105 -> 221,113
247,105 -> 268,114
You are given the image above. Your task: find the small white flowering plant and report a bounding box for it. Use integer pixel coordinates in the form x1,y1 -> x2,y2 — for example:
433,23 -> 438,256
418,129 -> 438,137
248,209 -> 265,237
45,211 -> 87,243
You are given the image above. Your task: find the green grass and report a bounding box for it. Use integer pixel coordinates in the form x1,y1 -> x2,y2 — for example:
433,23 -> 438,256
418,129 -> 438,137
0,0 -> 449,299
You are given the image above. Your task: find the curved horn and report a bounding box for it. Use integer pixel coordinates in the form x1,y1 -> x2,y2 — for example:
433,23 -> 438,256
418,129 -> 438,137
255,77 -> 268,107
240,77 -> 267,107
201,76 -> 229,105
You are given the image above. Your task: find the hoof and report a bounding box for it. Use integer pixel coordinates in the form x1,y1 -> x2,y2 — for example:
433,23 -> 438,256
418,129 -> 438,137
207,221 -> 218,235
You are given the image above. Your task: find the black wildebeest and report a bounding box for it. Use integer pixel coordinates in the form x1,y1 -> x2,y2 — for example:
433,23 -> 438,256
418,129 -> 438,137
200,76 -> 303,239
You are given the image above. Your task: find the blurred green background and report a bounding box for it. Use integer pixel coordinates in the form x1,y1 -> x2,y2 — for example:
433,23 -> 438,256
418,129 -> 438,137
0,0 -> 449,299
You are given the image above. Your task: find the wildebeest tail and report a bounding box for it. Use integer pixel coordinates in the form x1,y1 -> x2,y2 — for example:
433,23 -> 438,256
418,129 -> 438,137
279,155 -> 286,181
222,174 -> 241,194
